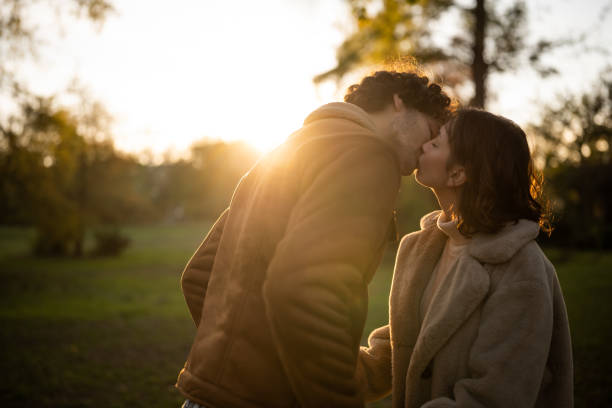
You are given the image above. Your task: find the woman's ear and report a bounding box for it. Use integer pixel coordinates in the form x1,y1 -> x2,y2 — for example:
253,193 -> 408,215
447,165 -> 466,187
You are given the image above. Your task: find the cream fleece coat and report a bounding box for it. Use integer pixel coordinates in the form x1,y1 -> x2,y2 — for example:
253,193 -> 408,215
357,211 -> 573,408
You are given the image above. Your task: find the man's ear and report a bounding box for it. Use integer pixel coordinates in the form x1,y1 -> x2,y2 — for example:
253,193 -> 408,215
393,94 -> 405,112
447,165 -> 466,187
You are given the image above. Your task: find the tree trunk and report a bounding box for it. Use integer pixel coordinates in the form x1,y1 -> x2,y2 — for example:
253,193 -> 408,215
471,0 -> 487,107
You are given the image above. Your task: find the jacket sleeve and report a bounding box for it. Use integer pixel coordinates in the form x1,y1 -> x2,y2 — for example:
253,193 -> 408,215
356,325 -> 393,402
422,273 -> 554,408
262,142 -> 400,408
181,208 -> 229,326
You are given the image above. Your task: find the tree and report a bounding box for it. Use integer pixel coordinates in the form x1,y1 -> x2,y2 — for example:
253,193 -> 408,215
187,141 -> 259,218
0,1 -> 122,256
0,93 -> 146,256
0,0 -> 114,90
530,71 -> 612,248
315,0 -> 607,108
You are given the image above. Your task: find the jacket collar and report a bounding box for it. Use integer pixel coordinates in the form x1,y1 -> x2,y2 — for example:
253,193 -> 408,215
288,102 -> 399,165
420,210 -> 541,264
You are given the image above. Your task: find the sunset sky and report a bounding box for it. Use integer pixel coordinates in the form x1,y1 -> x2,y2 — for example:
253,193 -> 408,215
15,0 -> 612,158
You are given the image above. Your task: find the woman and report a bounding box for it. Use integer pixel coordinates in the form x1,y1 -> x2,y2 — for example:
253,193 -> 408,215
357,109 -> 573,407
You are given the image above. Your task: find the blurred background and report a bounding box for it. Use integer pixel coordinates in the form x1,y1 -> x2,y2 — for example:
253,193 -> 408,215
1,0 -> 610,406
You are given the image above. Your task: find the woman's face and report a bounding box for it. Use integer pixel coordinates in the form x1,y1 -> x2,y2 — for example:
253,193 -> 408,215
415,124 -> 455,189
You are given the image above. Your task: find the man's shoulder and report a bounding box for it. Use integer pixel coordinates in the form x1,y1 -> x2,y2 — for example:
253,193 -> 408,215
294,123 -> 390,152
292,131 -> 400,177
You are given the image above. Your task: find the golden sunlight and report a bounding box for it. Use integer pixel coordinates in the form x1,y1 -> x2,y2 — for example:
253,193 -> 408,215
21,1 -> 347,158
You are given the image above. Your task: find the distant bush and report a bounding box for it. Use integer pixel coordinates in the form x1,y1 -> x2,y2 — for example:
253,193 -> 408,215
91,228 -> 130,256
32,212 -> 86,257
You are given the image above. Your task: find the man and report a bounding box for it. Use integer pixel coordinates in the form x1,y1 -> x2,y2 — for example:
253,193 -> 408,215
176,70 -> 453,408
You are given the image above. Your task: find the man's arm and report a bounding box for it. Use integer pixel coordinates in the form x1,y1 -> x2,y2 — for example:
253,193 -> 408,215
262,141 -> 400,408
181,208 -> 229,326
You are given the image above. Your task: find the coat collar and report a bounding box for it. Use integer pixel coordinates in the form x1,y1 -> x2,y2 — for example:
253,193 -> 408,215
407,253 -> 490,381
390,224 -> 446,349
420,210 -> 541,264
468,219 -> 540,264
397,214 -> 489,380
399,211 -> 541,381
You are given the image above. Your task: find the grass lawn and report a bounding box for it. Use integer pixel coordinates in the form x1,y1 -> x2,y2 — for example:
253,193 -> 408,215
1,224 -> 610,407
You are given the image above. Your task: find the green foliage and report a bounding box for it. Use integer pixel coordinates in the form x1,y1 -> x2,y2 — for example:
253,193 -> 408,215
531,72 -> 612,248
314,0 -> 459,84
316,0 -> 536,107
316,0 -> 610,108
0,0 -> 116,256
0,97 -> 259,257
543,164 -> 612,249
0,96 -> 133,256
0,1 -> 260,254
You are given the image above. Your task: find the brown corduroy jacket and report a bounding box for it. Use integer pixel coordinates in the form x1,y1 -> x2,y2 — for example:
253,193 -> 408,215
357,211 -> 574,408
175,102 -> 401,408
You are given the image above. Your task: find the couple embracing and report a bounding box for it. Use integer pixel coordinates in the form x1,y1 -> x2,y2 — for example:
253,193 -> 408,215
175,70 -> 573,408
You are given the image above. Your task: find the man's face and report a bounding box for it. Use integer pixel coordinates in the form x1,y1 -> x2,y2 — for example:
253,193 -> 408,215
390,108 -> 440,175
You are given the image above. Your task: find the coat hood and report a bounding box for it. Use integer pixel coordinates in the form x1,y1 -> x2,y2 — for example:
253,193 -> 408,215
302,102 -> 377,133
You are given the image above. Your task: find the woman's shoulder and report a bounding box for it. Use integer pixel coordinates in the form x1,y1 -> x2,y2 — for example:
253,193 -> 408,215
467,219 -> 557,288
489,237 -> 557,292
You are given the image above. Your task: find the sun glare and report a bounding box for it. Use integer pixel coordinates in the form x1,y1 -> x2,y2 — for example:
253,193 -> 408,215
236,103 -> 304,154
247,134 -> 286,154
20,1 -> 348,158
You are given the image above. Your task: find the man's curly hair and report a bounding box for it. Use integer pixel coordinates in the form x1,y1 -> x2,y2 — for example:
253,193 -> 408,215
344,71 -> 453,122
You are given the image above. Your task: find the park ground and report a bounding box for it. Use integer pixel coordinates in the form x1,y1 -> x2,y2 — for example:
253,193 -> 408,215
1,223 -> 610,407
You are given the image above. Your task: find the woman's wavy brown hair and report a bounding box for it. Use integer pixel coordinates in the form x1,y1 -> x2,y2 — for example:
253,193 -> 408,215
447,108 -> 552,236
